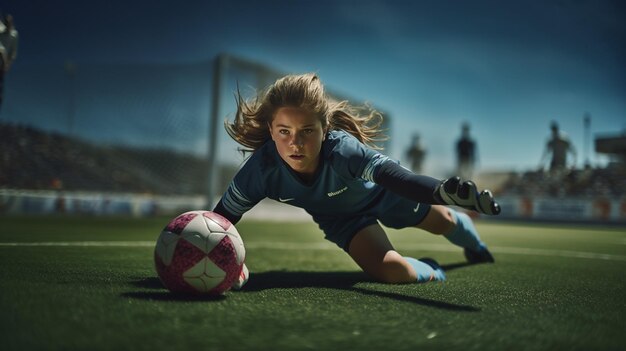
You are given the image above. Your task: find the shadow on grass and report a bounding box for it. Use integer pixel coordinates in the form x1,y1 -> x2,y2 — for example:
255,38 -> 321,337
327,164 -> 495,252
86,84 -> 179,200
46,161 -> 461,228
123,271 -> 479,311
440,261 -> 485,271
242,270 -> 479,312
122,277 -> 226,301
128,276 -> 163,289
121,291 -> 226,302
242,270 -> 373,290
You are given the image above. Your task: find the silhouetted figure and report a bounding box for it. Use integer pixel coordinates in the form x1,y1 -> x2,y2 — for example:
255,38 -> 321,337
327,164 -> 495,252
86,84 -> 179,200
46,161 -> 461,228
540,121 -> 576,173
0,14 -> 18,112
456,122 -> 476,180
405,133 -> 426,173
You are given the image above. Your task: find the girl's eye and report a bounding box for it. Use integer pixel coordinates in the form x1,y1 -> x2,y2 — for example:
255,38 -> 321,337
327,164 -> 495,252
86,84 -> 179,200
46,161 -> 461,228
279,129 -> 289,135
303,129 -> 313,135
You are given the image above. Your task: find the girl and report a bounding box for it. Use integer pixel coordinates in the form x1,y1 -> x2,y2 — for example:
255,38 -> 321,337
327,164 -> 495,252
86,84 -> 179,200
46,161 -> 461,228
214,73 -> 500,286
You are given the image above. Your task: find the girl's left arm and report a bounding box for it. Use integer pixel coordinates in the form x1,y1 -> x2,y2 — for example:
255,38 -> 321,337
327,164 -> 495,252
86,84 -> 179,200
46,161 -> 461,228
374,161 -> 441,204
374,161 -> 500,215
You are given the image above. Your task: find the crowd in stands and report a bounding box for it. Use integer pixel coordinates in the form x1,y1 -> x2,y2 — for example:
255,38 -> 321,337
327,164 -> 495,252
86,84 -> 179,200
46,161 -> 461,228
0,123 -> 210,194
499,165 -> 626,198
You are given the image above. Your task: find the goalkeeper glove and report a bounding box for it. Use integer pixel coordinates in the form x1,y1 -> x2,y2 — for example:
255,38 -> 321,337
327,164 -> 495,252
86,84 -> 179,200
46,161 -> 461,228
434,176 -> 501,215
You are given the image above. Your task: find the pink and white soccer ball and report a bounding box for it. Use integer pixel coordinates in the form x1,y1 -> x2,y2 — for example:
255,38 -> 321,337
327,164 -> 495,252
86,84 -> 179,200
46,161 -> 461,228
154,210 -> 245,295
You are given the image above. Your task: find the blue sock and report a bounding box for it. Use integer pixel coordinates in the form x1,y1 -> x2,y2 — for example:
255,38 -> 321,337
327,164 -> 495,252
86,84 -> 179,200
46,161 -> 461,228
404,257 -> 446,283
444,210 -> 486,252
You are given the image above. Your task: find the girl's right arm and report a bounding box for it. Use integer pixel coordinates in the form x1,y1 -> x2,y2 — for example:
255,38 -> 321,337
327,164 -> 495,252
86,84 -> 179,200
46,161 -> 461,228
212,152 -> 267,224
213,198 -> 242,225
212,176 -> 265,225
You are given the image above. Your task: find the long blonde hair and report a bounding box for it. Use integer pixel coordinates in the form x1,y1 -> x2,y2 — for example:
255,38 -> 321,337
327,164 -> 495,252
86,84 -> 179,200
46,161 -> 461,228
225,73 -> 386,153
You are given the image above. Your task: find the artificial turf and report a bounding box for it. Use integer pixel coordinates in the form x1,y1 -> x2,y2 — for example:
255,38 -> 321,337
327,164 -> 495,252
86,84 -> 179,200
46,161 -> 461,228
0,216 -> 624,350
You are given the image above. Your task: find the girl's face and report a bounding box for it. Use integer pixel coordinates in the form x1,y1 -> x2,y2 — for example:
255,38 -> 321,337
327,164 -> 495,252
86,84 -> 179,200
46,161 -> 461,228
269,107 -> 326,177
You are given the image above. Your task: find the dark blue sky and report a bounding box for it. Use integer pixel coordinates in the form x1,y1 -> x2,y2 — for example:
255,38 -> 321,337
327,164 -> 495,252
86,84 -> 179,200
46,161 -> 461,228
2,0 -> 625,175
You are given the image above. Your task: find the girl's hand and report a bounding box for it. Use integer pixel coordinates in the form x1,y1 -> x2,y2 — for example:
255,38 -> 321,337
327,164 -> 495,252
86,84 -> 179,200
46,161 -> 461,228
434,176 -> 501,215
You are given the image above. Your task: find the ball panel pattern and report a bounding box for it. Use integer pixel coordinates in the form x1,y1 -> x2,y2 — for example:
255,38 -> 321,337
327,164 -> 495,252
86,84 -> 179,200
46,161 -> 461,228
208,235 -> 244,294
182,231 -> 210,254
182,257 -> 225,292
155,231 -> 180,266
155,237 -> 207,293
164,212 -> 198,235
225,232 -> 246,265
203,211 -> 231,231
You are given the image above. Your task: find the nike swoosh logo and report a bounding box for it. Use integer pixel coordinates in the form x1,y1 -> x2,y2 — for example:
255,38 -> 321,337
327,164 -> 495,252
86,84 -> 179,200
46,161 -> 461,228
413,204 -> 420,213
279,197 -> 295,203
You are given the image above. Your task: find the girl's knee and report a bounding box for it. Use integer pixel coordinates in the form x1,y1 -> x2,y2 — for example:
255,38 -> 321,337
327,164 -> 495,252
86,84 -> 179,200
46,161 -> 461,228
438,208 -> 457,234
417,205 -> 457,235
366,253 -> 415,284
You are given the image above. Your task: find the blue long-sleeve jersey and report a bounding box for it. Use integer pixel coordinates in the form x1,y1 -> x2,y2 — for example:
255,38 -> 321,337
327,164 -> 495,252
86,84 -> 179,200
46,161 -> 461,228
215,130 -> 441,224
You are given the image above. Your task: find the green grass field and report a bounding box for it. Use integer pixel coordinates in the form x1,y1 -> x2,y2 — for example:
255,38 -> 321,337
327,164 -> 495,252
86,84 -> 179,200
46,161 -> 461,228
1,216 -> 625,351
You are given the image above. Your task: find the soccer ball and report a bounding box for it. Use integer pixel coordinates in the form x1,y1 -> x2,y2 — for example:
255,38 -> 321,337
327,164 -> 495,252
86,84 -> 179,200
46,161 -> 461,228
154,210 -> 245,295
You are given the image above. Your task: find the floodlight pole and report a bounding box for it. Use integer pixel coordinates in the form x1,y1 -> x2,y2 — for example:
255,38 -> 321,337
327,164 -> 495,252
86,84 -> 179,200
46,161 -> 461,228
206,54 -> 228,209
583,112 -> 591,168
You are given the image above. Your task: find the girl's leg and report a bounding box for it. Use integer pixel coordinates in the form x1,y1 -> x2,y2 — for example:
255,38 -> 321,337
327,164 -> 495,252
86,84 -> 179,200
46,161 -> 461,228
348,223 -> 445,284
414,205 -> 456,235
416,205 -> 493,262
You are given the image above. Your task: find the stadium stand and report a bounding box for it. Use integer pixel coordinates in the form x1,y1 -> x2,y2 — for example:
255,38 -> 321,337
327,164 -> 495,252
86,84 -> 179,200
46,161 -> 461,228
0,122 -> 212,194
499,167 -> 626,198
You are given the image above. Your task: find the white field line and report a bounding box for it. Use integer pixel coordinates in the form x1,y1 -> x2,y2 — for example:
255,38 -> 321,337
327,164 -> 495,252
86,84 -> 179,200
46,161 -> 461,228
0,241 -> 624,262
0,241 -> 156,247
